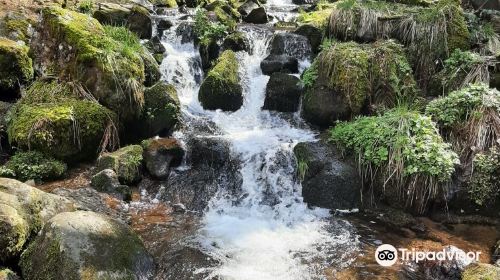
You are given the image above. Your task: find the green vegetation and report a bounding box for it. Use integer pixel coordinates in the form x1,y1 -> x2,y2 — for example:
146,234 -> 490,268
194,9 -> 228,45
0,151 -> 67,182
301,62 -> 318,89
78,0 -> 95,13
149,0 -> 178,8
298,5 -> 334,29
96,145 -> 144,184
2,12 -> 33,42
330,107 -> 459,212
468,147 -> 500,206
426,83 -> 500,157
430,49 -> 492,95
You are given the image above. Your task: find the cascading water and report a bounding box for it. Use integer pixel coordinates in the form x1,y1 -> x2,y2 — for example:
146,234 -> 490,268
157,4 -> 359,279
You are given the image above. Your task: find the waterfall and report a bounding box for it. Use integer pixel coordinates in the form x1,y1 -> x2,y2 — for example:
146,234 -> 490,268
157,6 -> 359,280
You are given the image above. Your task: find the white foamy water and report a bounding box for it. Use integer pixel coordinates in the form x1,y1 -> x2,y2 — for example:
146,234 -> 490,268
158,9 -> 359,280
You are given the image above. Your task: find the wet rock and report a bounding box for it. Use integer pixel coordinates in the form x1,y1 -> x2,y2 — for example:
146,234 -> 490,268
292,0 -> 317,4
239,0 -> 268,24
416,246 -> 471,280
96,145 -> 144,185
143,138 -> 185,179
172,203 -> 187,213
269,32 -> 311,60
145,35 -> 166,54
149,136 -> 242,211
93,3 -> 152,39
263,72 -> 303,112
294,140 -> 360,210
361,206 -> 427,236
142,50 -> 162,86
0,38 -> 33,101
260,54 -> 299,75
156,247 -> 217,279
176,22 -> 195,44
199,50 -> 243,111
294,24 -> 322,54
157,19 -> 173,37
91,169 -> 131,201
469,0 -> 499,11
223,32 -> 251,53
0,178 -> 75,262
19,211 -> 154,280
199,39 -> 220,70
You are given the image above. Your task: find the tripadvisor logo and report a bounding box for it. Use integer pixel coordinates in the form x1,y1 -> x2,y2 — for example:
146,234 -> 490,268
374,244 -> 482,267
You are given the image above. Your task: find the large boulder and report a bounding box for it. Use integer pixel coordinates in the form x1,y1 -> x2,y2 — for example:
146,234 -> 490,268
19,211 -> 154,280
143,138 -> 184,179
7,81 -> 117,162
93,3 -> 153,39
260,54 -> 299,75
262,72 -> 303,112
294,24 -> 322,54
31,7 -> 146,123
294,140 -> 361,210
0,178 -> 75,262
199,39 -> 220,71
198,50 -> 243,111
96,145 -> 144,185
0,38 -> 33,101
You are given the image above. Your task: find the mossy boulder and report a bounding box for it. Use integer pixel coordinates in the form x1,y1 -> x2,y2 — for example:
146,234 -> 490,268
143,138 -> 184,179
461,263 -> 500,280
91,169 -> 131,201
223,32 -> 250,53
0,11 -> 34,42
7,81 -> 116,162
0,178 -> 75,262
263,72 -> 303,112
31,7 -> 146,122
0,151 -> 67,182
93,3 -> 153,39
96,145 -> 144,185
199,50 -> 243,111
129,81 -> 180,141
302,40 -> 417,127
150,0 -> 178,8
19,211 -> 154,280
0,37 -> 33,101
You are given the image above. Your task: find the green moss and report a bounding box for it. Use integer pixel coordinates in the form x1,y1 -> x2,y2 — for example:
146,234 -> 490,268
7,91 -> 116,161
149,0 -> 178,7
462,263 -> 500,280
297,6 -> 333,29
0,37 -> 33,90
194,9 -> 228,45
198,50 -> 243,111
2,151 -> 67,182
301,62 -> 318,89
330,107 -> 459,212
214,6 -> 236,31
96,145 -> 143,184
3,12 -> 33,42
141,82 -> 180,134
78,0 -> 95,13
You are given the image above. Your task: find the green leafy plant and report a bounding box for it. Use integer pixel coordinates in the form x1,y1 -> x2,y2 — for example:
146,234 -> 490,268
301,63 -> 318,89
469,146 -> 500,206
330,107 -> 459,212
1,151 -> 67,182
194,9 -> 228,45
78,0 -> 94,14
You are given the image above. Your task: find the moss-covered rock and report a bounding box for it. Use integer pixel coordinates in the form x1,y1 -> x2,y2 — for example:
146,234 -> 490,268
0,11 -> 34,42
198,50 -> 243,111
19,211 -> 154,280
96,145 -> 144,185
0,178 -> 75,262
150,0 -> 178,8
461,263 -> 500,280
91,169 -> 131,201
93,3 -> 153,39
31,7 -> 146,122
7,81 -> 117,162
1,151 -> 67,182
302,40 -> 416,127
0,37 -> 33,101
